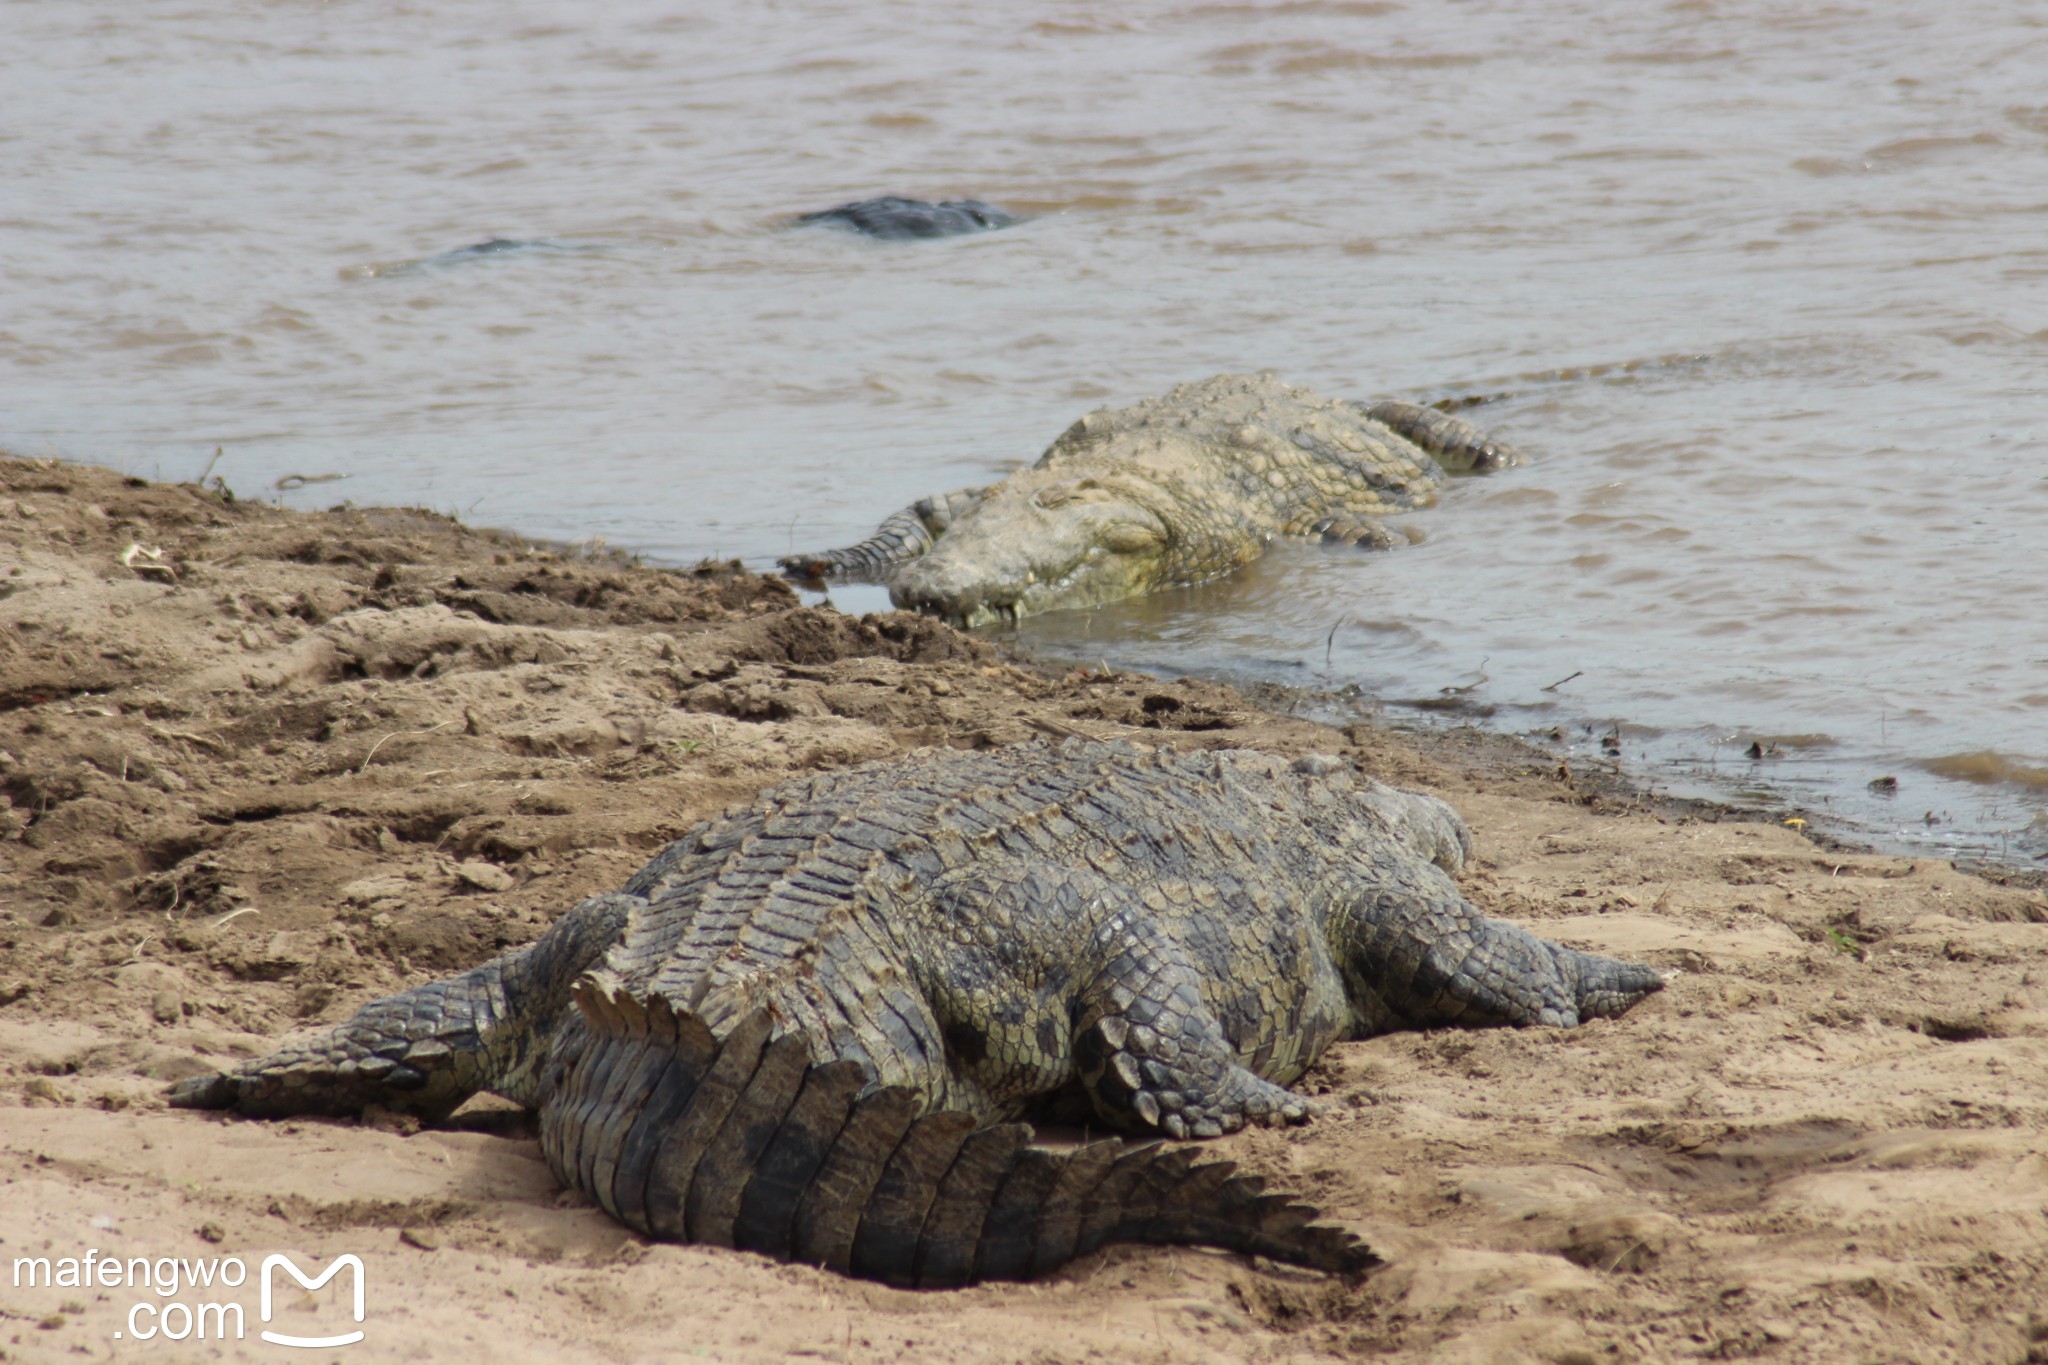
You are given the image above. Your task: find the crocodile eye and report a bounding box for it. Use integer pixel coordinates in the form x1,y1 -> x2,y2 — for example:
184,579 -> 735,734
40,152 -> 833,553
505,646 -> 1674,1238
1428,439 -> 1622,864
1035,478 -> 1111,510
1099,522 -> 1164,554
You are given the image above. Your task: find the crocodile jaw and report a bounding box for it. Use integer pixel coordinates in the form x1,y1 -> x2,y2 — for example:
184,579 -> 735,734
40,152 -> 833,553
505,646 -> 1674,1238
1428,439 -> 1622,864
887,490 -> 1170,628
891,558 -> 1161,629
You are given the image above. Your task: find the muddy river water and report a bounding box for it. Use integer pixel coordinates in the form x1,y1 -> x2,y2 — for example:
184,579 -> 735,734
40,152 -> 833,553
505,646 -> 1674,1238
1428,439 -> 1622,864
8,0 -> 2046,860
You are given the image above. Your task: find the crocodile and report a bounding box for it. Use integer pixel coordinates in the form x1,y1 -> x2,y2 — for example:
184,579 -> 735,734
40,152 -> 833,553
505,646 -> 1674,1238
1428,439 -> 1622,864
351,238 -> 613,280
778,373 -> 1522,628
794,196 -> 1023,240
170,738 -> 1662,1287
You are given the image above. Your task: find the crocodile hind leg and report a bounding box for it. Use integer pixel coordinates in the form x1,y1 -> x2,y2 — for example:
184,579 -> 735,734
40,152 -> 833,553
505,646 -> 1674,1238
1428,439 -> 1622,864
910,869 -> 1319,1141
1070,901 -> 1317,1140
168,893 -> 634,1120
778,486 -> 987,581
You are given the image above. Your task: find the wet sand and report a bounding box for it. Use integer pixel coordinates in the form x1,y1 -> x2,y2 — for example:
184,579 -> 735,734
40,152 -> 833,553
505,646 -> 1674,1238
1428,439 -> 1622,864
2,456 -> 2043,1362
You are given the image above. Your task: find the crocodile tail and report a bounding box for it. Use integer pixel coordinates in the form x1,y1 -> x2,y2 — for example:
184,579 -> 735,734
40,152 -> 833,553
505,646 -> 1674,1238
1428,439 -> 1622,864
777,487 -> 986,582
545,988 -> 1378,1286
1360,400 -> 1523,472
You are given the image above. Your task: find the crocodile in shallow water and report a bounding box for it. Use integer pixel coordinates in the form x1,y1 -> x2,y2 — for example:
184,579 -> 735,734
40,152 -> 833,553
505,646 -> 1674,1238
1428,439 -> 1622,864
347,238 -> 614,280
171,738 -> 1660,1286
794,196 -> 1023,240
780,373 -> 1521,628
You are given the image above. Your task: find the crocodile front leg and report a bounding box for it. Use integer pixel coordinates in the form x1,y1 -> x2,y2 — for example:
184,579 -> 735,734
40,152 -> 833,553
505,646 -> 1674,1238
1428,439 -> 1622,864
779,486 -> 987,581
1308,511 -> 1405,549
168,893 -> 634,1120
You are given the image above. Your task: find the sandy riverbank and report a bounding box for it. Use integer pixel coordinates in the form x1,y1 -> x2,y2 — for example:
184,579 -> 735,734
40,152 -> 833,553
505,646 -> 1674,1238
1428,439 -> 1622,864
1,456 -> 2043,1363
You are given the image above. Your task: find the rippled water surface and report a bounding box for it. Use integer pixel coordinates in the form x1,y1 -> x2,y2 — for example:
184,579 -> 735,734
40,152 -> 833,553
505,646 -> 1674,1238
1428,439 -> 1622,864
9,0 -> 2046,859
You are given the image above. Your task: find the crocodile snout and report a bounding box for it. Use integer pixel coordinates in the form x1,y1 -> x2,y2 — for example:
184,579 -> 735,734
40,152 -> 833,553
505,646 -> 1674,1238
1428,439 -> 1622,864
890,561 -> 1023,628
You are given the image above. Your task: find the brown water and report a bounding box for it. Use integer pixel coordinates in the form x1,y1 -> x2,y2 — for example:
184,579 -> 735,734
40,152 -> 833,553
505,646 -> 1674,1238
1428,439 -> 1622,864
8,0 -> 2046,861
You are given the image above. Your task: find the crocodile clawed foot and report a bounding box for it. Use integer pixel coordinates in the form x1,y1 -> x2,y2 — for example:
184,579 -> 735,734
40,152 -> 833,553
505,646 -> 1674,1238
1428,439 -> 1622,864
1158,1086 -> 1317,1140
1096,1037 -> 1319,1140
1566,948 -> 1669,1021
1201,1074 -> 1318,1134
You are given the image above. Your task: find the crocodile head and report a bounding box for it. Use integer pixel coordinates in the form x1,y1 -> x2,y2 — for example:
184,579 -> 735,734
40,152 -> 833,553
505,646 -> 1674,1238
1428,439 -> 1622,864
888,474 -> 1176,628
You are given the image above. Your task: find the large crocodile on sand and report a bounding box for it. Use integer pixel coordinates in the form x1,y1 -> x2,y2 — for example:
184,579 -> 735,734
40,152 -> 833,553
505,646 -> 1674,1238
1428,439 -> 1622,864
171,738 -> 1661,1286
779,373 -> 1521,628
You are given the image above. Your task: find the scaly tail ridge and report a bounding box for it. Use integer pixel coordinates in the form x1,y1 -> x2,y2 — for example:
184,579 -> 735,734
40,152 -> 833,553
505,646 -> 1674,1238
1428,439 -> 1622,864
550,988 -> 1379,1286
1362,400 -> 1523,473
778,487 -> 987,581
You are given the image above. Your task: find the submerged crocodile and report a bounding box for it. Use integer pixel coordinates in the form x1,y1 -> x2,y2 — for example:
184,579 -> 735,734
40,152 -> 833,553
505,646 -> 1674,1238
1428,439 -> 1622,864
171,739 -> 1661,1286
348,238 -> 614,279
794,196 -> 1023,240
779,374 -> 1522,628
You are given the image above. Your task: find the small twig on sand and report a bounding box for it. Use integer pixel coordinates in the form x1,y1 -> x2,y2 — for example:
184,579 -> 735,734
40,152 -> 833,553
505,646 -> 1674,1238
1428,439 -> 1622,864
1604,1240 -> 1651,1274
1542,670 -> 1584,693
210,906 -> 260,930
359,720 -> 455,774
149,725 -> 229,755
